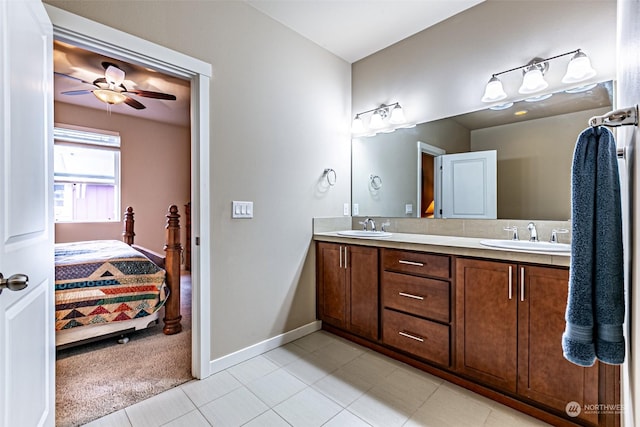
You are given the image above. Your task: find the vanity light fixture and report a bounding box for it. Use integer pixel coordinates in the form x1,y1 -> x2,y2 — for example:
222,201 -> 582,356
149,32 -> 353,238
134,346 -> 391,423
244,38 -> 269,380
352,102 -> 413,136
481,49 -> 596,103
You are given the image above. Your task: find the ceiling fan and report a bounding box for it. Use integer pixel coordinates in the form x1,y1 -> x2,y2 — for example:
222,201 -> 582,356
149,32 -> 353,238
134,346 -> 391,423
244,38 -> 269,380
55,61 -> 177,110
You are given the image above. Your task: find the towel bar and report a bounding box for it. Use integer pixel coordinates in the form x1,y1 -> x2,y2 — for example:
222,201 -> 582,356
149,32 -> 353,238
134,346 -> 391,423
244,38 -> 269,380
589,105 -> 638,159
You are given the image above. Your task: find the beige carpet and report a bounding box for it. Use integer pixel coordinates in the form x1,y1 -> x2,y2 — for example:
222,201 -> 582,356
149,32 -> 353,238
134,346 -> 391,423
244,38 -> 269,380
55,274 -> 193,427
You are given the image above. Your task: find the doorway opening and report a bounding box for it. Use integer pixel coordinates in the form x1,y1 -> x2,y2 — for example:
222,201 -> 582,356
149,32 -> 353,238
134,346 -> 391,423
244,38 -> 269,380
47,4 -> 212,424
417,141 -> 445,218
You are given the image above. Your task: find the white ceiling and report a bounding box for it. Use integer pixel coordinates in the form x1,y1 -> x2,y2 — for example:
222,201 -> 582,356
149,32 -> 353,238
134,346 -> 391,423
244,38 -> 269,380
246,0 -> 484,63
53,1 -> 484,125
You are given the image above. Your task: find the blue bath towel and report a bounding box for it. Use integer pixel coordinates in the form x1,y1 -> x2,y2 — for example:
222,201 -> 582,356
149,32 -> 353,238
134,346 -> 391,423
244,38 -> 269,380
562,126 -> 625,366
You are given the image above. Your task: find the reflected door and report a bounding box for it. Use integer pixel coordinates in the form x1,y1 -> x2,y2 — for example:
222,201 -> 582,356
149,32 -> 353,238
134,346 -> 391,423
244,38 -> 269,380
435,150 -> 497,219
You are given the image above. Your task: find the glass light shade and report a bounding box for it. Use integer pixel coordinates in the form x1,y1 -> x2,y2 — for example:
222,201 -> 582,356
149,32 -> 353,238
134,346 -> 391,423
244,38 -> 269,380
351,116 -> 365,134
93,89 -> 127,105
369,110 -> 385,129
562,51 -> 596,83
518,68 -> 548,94
389,104 -> 406,124
481,76 -> 507,103
105,65 -> 125,86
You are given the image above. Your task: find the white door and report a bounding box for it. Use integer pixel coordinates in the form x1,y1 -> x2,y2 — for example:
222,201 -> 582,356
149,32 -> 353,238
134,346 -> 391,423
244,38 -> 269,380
435,150 -> 497,219
0,1 -> 54,426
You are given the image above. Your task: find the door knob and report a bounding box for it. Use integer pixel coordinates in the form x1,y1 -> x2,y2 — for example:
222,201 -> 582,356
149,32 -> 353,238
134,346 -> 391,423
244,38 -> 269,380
0,273 -> 29,295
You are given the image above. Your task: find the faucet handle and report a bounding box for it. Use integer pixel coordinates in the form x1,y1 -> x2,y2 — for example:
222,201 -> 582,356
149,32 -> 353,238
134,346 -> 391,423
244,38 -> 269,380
358,221 -> 367,231
550,228 -> 569,243
503,226 -> 518,240
380,220 -> 391,232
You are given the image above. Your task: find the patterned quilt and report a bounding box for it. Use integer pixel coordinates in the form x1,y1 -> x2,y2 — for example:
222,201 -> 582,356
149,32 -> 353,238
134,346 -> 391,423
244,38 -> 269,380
54,240 -> 168,332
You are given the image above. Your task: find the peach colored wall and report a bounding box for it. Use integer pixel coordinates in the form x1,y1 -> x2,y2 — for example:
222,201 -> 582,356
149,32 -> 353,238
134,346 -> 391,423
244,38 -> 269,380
54,101 -> 190,254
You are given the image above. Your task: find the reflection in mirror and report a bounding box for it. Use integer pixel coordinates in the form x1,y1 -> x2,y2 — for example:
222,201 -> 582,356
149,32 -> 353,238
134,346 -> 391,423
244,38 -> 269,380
352,80 -> 613,220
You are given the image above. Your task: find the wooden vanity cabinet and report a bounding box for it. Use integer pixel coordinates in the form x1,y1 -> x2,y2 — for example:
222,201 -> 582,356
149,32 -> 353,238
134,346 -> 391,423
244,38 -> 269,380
456,258 -> 600,426
316,242 -> 379,341
381,249 -> 453,367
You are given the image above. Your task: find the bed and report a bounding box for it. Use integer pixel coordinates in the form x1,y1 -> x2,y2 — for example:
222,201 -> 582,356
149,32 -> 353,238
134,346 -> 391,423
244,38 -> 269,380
54,205 -> 183,348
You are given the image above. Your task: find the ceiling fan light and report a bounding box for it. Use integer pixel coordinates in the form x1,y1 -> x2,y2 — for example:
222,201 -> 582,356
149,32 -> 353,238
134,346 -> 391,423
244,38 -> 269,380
518,68 -> 548,94
562,51 -> 597,84
105,65 -> 125,86
93,89 -> 127,105
481,76 -> 507,103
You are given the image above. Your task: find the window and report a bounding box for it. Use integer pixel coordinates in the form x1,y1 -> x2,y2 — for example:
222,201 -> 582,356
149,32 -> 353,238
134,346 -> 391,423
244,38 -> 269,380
53,125 -> 121,222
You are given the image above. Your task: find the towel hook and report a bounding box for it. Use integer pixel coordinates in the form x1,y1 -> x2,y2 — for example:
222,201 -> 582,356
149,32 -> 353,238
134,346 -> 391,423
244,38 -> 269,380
369,174 -> 383,190
323,168 -> 336,186
589,105 -> 637,160
589,105 -> 638,128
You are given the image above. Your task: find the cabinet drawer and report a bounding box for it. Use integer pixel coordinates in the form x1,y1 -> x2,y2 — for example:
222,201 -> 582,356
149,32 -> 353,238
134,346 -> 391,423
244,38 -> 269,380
383,309 -> 450,367
382,271 -> 450,323
382,249 -> 451,279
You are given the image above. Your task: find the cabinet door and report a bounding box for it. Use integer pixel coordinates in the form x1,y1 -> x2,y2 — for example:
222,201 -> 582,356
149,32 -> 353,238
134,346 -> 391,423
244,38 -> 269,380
518,265 -> 599,425
317,242 -> 347,328
456,258 -> 517,392
347,245 -> 379,340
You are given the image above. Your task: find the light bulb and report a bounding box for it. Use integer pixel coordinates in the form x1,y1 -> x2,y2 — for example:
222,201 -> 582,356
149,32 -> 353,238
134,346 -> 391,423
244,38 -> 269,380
389,104 -> 406,124
562,51 -> 596,84
519,68 -> 548,94
481,76 -> 507,103
369,110 -> 385,129
351,116 -> 365,134
105,65 -> 125,86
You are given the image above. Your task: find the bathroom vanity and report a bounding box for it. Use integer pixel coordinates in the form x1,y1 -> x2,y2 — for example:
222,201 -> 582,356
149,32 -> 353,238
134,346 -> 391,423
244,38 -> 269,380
314,230 -> 619,427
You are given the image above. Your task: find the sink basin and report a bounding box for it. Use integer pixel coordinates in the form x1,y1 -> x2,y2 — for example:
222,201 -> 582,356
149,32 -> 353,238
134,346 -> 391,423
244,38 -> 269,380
337,230 -> 393,238
480,239 -> 571,253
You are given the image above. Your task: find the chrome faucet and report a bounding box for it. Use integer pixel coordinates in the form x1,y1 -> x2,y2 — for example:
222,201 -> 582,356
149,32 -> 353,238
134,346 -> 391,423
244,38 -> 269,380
527,222 -> 538,242
364,217 -> 376,232
503,226 -> 518,241
550,228 -> 569,243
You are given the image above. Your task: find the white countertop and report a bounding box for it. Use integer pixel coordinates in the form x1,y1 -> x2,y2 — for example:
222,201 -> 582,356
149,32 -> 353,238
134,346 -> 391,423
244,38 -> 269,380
313,231 -> 570,267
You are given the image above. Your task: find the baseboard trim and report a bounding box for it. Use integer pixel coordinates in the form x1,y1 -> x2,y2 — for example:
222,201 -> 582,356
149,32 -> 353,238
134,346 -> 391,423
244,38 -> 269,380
209,320 -> 321,374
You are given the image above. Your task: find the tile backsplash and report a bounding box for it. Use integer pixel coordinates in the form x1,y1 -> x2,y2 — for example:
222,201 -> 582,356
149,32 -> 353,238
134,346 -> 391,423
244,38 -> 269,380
313,217 -> 571,244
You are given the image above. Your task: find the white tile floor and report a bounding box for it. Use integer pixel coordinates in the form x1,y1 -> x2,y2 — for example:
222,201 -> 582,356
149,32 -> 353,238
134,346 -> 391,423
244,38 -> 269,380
84,331 -> 552,427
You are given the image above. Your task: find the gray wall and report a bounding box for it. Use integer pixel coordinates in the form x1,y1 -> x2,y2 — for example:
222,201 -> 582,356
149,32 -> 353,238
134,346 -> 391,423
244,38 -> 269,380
45,1 -> 352,360
352,118 -> 470,217
471,106 -> 610,220
352,1 -> 616,126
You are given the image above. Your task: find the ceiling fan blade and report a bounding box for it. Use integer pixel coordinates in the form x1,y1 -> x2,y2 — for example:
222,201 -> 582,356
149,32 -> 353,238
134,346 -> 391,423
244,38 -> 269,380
61,90 -> 93,96
54,72 -> 95,86
124,96 -> 146,110
126,90 -> 177,100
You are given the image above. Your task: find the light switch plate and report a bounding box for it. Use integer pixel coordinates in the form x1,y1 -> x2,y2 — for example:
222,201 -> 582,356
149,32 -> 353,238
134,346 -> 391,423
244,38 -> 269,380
353,203 -> 359,215
405,204 -> 413,214
232,201 -> 253,218
343,203 -> 350,215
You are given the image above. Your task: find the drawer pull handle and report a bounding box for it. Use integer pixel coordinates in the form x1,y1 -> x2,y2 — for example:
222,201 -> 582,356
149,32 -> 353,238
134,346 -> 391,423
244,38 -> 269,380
399,292 -> 424,301
399,331 -> 424,342
399,260 -> 424,267
520,267 -> 525,302
508,265 -> 513,300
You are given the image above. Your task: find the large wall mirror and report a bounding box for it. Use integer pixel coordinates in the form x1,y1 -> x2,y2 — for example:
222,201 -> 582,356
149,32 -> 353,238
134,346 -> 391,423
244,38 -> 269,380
352,80 -> 613,221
